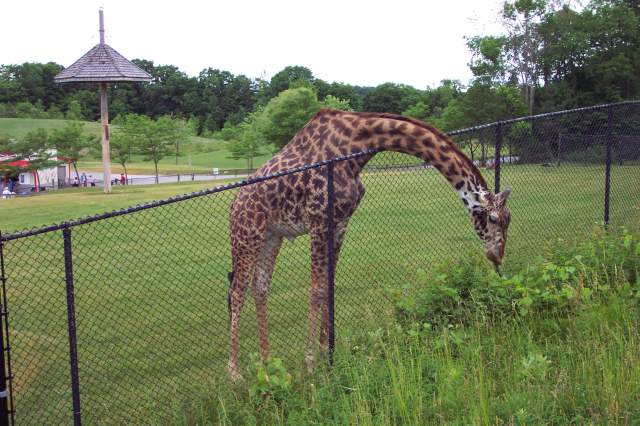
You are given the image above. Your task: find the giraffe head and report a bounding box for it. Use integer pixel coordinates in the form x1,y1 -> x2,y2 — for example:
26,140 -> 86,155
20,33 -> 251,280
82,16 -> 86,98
473,187 -> 512,269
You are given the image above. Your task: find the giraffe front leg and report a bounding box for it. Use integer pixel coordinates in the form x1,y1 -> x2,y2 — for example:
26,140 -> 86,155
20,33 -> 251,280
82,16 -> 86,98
319,222 -> 347,355
307,235 -> 329,373
306,269 -> 326,373
251,234 -> 283,363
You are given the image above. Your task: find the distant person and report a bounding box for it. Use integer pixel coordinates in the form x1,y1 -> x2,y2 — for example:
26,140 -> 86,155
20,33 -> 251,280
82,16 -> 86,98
120,173 -> 126,186
81,172 -> 87,187
112,177 -> 118,186
90,175 -> 96,187
72,176 -> 79,187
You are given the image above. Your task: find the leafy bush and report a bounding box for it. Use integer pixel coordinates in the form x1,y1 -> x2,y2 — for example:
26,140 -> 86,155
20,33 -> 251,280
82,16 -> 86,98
386,229 -> 639,328
246,354 -> 292,402
0,103 -> 17,118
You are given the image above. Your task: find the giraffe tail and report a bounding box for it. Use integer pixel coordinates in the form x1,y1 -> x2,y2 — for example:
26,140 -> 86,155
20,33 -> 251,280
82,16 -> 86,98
227,270 -> 235,323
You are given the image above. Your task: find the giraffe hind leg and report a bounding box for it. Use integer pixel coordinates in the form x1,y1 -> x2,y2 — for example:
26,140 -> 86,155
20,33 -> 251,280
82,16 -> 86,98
227,270 -> 234,324
228,234 -> 264,382
306,229 -> 331,373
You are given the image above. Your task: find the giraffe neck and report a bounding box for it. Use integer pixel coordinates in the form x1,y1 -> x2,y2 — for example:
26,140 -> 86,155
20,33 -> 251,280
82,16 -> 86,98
340,112 -> 489,214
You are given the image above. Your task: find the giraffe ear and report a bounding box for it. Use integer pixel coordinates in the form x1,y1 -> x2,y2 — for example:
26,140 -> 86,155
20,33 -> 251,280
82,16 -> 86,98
497,187 -> 512,205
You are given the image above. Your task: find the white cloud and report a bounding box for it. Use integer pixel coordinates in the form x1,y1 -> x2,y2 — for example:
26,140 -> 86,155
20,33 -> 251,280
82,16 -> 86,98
1,0 -> 505,88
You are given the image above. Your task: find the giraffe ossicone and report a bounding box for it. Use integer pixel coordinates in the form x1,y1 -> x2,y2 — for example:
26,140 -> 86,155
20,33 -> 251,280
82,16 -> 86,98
226,109 -> 512,380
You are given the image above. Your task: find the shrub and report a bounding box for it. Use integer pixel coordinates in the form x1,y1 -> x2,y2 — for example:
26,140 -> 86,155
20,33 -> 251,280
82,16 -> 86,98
246,354 -> 292,402
0,103 -> 17,118
386,229 -> 639,329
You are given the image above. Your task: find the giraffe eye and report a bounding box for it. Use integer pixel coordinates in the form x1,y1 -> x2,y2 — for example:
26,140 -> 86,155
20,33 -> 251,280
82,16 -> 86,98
489,212 -> 498,223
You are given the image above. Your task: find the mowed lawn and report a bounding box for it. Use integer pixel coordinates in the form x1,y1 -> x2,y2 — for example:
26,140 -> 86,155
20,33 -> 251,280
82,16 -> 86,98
1,157 -> 639,424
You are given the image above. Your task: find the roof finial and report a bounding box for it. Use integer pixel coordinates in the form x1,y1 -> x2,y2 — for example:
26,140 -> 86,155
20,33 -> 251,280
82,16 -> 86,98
99,8 -> 105,45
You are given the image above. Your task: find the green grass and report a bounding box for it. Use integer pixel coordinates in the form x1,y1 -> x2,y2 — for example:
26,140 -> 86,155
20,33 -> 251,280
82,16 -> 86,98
0,155 -> 638,424
0,180 -> 237,232
0,117 -> 103,138
183,298 -> 640,425
77,150 -> 274,175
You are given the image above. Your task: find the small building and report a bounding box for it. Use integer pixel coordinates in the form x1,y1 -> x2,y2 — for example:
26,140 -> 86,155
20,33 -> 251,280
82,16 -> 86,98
0,150 -> 70,193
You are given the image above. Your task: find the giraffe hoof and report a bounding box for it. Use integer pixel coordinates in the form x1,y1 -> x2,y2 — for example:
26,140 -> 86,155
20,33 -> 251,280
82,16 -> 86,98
305,354 -> 316,374
228,365 -> 244,383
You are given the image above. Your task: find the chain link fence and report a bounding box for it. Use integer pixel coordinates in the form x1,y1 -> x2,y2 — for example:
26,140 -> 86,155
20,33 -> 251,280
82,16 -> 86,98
0,101 -> 639,424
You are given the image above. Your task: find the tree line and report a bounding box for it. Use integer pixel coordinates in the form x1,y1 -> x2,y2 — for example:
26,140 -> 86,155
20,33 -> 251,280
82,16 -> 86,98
1,0 -> 638,171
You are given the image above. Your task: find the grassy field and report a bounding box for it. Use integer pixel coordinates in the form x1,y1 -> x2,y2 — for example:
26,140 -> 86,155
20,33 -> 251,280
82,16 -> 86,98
0,117 -> 273,174
77,150 -> 274,175
0,155 -> 639,424
0,117 -> 102,138
192,295 -> 640,425
0,180 -> 235,232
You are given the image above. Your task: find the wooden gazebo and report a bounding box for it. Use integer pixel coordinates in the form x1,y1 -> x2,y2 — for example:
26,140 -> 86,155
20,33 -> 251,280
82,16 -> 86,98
54,8 -> 151,193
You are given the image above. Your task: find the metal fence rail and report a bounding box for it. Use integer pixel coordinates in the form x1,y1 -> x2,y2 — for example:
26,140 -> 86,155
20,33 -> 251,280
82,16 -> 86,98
0,101 -> 639,424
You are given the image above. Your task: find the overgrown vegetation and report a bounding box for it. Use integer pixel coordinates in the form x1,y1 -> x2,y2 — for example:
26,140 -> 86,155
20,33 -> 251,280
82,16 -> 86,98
175,230 -> 640,425
386,228 -> 639,327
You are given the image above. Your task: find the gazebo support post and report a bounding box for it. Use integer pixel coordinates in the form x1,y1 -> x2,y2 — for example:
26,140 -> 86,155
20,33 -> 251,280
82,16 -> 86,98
100,83 -> 111,194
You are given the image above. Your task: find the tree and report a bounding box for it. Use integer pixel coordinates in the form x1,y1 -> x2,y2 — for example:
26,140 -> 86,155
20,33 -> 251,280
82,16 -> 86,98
261,87 -> 321,149
363,83 -> 423,114
502,0 -> 549,114
320,95 -> 353,111
119,114 -> 175,183
467,35 -> 509,84
50,121 -> 97,180
157,116 -> 187,166
188,68 -> 257,134
266,66 -> 315,99
66,100 -> 83,120
403,101 -> 430,121
228,109 -> 269,170
0,129 -> 58,190
467,1 -> 550,113
324,82 -> 363,111
109,129 -> 134,181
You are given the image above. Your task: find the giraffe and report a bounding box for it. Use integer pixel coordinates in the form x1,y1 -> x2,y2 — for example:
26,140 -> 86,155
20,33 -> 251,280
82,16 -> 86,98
227,109 -> 512,380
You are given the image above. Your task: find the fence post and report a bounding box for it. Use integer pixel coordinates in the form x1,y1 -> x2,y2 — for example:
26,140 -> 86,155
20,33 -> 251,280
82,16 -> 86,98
0,234 -> 13,426
325,163 -> 336,364
62,226 -> 82,426
604,106 -> 613,227
494,124 -> 502,193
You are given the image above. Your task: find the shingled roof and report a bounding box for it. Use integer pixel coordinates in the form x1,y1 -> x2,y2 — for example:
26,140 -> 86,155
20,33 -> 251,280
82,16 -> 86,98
54,43 -> 151,83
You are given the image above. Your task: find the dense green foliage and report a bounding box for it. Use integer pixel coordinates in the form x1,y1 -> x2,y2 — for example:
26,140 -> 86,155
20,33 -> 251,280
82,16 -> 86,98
387,229 -> 639,328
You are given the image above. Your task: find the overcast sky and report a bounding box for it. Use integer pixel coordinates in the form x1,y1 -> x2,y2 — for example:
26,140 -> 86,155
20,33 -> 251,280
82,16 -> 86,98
1,0 -> 506,89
